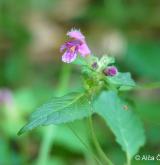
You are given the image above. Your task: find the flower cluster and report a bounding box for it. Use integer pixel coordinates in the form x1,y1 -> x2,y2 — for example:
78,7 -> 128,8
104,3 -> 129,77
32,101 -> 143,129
60,28 -> 118,76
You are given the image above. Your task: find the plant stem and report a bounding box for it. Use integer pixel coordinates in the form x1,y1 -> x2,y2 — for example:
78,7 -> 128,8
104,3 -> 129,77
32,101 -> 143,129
88,115 -> 114,165
126,154 -> 131,165
68,124 -> 103,165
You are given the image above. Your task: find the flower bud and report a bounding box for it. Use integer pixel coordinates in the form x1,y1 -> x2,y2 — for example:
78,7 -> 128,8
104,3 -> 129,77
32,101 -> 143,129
91,62 -> 98,69
103,66 -> 118,76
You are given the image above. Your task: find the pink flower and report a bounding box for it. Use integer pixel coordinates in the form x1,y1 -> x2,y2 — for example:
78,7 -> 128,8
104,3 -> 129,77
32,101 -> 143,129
60,29 -> 91,63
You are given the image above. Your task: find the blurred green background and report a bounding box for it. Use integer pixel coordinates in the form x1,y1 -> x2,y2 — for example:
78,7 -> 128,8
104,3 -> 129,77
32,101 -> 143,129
0,0 -> 160,165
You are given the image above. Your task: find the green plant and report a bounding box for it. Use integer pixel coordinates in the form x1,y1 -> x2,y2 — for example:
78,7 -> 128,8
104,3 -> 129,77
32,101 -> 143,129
18,29 -> 150,165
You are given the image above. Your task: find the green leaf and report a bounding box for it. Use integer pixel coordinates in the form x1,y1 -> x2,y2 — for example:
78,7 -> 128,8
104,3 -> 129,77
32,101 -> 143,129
72,56 -> 88,66
18,92 -> 91,135
94,91 -> 145,159
99,55 -> 115,70
100,55 -> 115,64
106,72 -> 136,91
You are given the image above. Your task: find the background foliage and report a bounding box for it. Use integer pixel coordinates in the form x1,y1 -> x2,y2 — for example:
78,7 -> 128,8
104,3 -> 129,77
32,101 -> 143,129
0,0 -> 160,165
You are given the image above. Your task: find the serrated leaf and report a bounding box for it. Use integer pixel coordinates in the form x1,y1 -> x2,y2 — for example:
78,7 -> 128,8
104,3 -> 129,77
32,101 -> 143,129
94,91 -> 145,159
18,92 -> 91,135
107,72 -> 136,90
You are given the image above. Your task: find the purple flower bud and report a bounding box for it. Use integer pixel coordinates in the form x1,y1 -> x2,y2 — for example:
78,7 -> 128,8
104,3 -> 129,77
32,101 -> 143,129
103,66 -> 118,76
92,62 -> 98,69
60,29 -> 91,63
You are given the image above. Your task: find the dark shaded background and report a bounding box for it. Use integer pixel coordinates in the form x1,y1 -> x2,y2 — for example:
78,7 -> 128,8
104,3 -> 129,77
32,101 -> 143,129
0,0 -> 160,165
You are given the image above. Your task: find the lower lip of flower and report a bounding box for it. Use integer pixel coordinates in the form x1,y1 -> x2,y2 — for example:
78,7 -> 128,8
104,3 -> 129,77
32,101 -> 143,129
70,46 -> 76,52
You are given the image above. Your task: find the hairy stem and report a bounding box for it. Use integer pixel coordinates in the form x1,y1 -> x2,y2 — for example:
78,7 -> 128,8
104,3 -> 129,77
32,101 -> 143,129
88,115 -> 114,165
68,124 -> 103,165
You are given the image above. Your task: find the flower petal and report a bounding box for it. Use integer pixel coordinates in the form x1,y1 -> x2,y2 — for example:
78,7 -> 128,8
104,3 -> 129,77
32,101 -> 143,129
67,29 -> 85,40
62,51 -> 77,63
78,43 -> 91,57
60,44 -> 67,52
